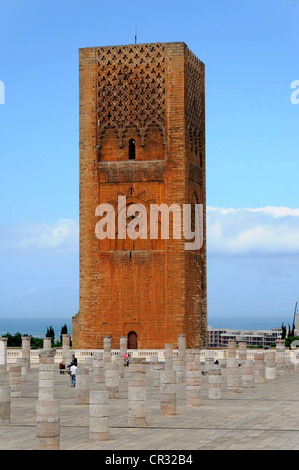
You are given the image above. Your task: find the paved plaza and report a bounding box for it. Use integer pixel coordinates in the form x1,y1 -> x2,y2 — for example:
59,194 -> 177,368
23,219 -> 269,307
1,362 -> 299,450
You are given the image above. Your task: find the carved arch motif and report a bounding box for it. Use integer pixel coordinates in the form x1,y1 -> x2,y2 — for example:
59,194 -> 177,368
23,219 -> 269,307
97,44 -> 166,153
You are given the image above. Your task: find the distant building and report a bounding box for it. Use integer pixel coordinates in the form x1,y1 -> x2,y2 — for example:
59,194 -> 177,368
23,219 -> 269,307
207,326 -> 282,349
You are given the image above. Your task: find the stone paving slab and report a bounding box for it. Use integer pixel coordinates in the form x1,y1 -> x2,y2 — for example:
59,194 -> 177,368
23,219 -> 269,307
1,364 -> 299,450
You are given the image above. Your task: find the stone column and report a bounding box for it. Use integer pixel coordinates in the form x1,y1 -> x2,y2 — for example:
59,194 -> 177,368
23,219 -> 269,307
75,367 -> 89,405
186,349 -> 201,406
164,343 -> 173,370
43,337 -> 52,350
238,342 -> 247,362
105,362 -> 119,399
241,359 -> 255,388
118,336 -> 127,378
173,335 -> 186,383
89,391 -> 109,441
265,350 -> 276,380
103,336 -> 112,365
208,364 -> 221,399
254,351 -> 266,384
84,357 -> 93,373
61,334 -> 71,365
150,356 -> 159,371
0,338 -> 8,374
219,359 -> 227,391
228,339 -> 236,358
226,357 -> 240,392
93,351 -> 104,383
128,362 -> 147,427
152,363 -> 164,388
38,350 -> 56,401
276,339 -> 286,377
16,357 -> 27,382
178,334 -> 186,364
286,353 -> 295,372
204,350 -> 215,373
21,336 -> 31,372
160,370 -> 176,415
0,386 -> 10,424
9,365 -> 22,398
36,400 -> 60,450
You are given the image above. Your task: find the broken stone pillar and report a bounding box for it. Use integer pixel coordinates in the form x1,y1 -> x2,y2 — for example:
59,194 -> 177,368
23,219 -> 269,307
276,339 -> 286,377
186,349 -> 201,406
75,367 -> 89,405
204,350 -> 215,373
0,386 -> 10,424
36,399 -> 60,450
0,338 -> 8,374
173,335 -> 186,383
265,350 -> 276,380
128,362 -> 147,427
150,356 -> 159,370
89,391 -> 109,441
254,351 -> 266,384
105,362 -> 119,399
238,342 -> 247,362
21,336 -> 31,372
152,363 -> 164,388
103,336 -> 112,364
219,359 -> 227,391
160,370 -> 176,416
38,350 -> 56,401
61,334 -> 71,365
118,336 -> 127,378
241,359 -> 255,388
84,357 -> 93,373
286,353 -> 295,372
178,335 -> 186,363
16,357 -> 27,382
226,357 -> 240,392
43,337 -> 52,350
208,364 -> 221,399
228,339 -> 236,358
93,351 -> 104,383
164,343 -> 173,370
9,365 -> 22,398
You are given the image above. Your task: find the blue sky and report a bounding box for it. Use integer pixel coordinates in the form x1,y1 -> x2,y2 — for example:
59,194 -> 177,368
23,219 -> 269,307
0,0 -> 299,329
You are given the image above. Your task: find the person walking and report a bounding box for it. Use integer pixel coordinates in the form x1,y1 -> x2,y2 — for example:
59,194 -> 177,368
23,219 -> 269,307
70,363 -> 77,387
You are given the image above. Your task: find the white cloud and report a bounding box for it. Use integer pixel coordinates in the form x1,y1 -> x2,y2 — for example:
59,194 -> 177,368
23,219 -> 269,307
207,206 -> 299,256
1,207 -> 299,257
0,219 -> 79,253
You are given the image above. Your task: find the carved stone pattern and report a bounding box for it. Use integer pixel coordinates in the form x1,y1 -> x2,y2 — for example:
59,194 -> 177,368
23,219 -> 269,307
187,50 -> 204,156
97,44 -> 166,150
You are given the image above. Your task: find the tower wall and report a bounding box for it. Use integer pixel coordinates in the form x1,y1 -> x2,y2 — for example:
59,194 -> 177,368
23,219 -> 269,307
73,42 -> 206,349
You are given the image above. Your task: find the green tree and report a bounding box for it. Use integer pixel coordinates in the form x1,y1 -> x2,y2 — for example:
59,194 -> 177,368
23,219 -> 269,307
60,323 -> 68,342
5,332 -> 22,347
281,323 -> 287,339
46,326 -> 55,347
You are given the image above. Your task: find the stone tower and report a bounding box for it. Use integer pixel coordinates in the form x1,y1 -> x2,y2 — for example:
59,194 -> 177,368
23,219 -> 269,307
72,42 -> 207,350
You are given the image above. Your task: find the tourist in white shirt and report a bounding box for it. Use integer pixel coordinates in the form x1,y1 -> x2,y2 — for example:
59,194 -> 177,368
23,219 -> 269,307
70,364 -> 77,387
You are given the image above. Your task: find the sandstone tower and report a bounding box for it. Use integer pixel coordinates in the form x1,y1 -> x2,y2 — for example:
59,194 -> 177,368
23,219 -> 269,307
72,42 -> 207,350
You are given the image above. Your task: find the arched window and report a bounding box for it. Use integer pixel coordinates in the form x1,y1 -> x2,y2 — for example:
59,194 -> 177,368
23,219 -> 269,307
129,139 -> 136,160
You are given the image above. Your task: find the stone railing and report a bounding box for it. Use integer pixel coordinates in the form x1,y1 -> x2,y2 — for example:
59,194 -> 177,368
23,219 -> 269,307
6,347 -> 294,365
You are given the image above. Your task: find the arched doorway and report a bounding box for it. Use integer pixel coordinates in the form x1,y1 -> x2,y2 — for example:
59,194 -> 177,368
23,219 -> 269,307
127,331 -> 138,349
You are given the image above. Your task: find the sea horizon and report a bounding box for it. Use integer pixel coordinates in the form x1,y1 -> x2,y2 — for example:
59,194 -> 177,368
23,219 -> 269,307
0,315 -> 285,340
0,317 -> 73,339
